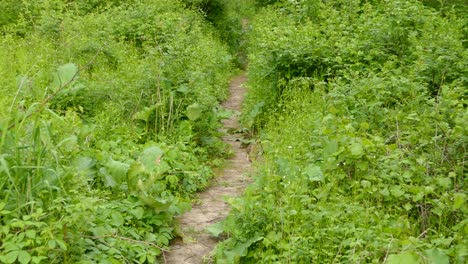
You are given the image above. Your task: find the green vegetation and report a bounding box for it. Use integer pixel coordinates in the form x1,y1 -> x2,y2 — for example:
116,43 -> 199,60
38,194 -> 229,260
182,0 -> 256,67
1,0 -> 466,263
0,0 -> 236,262
215,0 -> 467,263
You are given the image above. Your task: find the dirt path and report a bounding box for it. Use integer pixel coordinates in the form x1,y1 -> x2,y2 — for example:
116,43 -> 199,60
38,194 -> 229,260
165,73 -> 251,264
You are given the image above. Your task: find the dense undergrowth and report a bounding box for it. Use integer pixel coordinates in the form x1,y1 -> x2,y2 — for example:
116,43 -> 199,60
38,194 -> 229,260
0,0 -> 238,262
215,0 -> 467,263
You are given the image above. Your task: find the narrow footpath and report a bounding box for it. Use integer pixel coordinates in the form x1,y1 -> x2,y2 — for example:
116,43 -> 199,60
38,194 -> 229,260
165,73 -> 251,264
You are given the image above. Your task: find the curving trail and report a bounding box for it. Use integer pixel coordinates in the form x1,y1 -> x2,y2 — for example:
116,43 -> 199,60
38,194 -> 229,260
165,73 -> 251,264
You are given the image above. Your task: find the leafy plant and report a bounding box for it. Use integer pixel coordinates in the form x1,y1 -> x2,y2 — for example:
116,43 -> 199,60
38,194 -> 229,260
215,0 -> 467,262
0,0 -> 236,262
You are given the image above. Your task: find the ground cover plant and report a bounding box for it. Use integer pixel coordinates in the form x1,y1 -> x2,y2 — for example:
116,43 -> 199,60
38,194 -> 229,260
215,0 -> 467,263
0,0 -> 236,262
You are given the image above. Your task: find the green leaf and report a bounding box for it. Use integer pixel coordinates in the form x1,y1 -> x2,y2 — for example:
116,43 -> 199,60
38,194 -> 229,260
436,177 -> 452,189
138,196 -> 171,213
133,105 -> 157,122
206,222 -> 224,237
425,248 -> 449,264
304,165 -> 324,182
387,252 -> 420,264
139,146 -> 164,172
156,234 -> 169,245
48,240 -> 56,249
100,168 -> 117,188
187,103 -> 202,121
390,186 -> 405,198
31,256 -> 47,264
176,84 -> 189,94
25,230 -> 36,239
110,212 -> 124,227
1,225 -> 10,235
228,236 -> 263,258
139,254 -> 147,264
360,180 -> 371,188
167,175 -> 179,185
92,226 -> 109,237
52,63 -> 78,91
323,140 -> 338,159
349,143 -> 363,157
3,250 -> 19,264
74,157 -> 96,178
217,108 -> 234,120
105,159 -> 130,184
18,251 -> 31,264
453,193 -> 466,210
130,207 -> 145,220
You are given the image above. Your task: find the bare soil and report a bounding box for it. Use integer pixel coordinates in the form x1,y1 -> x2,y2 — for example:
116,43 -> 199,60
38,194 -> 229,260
165,73 -> 251,264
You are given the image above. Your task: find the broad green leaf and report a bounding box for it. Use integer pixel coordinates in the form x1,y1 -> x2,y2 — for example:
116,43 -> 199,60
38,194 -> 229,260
127,162 -> 147,191
75,157 -> 95,171
74,157 -> 96,179
323,140 -> 338,159
91,226 -> 109,237
360,180 -> 371,188
110,212 -> 124,227
436,177 -> 452,189
229,236 -> 263,258
453,193 -> 466,210
387,252 -> 420,264
156,234 -> 169,245
3,250 -> 19,264
139,196 -> 171,213
17,251 -> 31,264
217,108 -> 234,120
48,240 -> 56,249
97,244 -> 110,251
167,175 -> 178,185
390,186 -> 405,198
380,188 -> 390,197
57,135 -> 78,150
25,230 -> 36,239
133,105 -> 157,122
31,256 -> 47,264
187,103 -> 202,121
349,143 -> 363,157
139,146 -> 164,171
100,168 -> 117,188
1,225 -> 10,235
206,222 -> 224,237
105,159 -> 130,183
130,207 -> 145,220
176,84 -> 189,94
425,248 -> 449,264
52,63 -> 78,91
139,254 -> 147,264
304,165 -> 324,182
